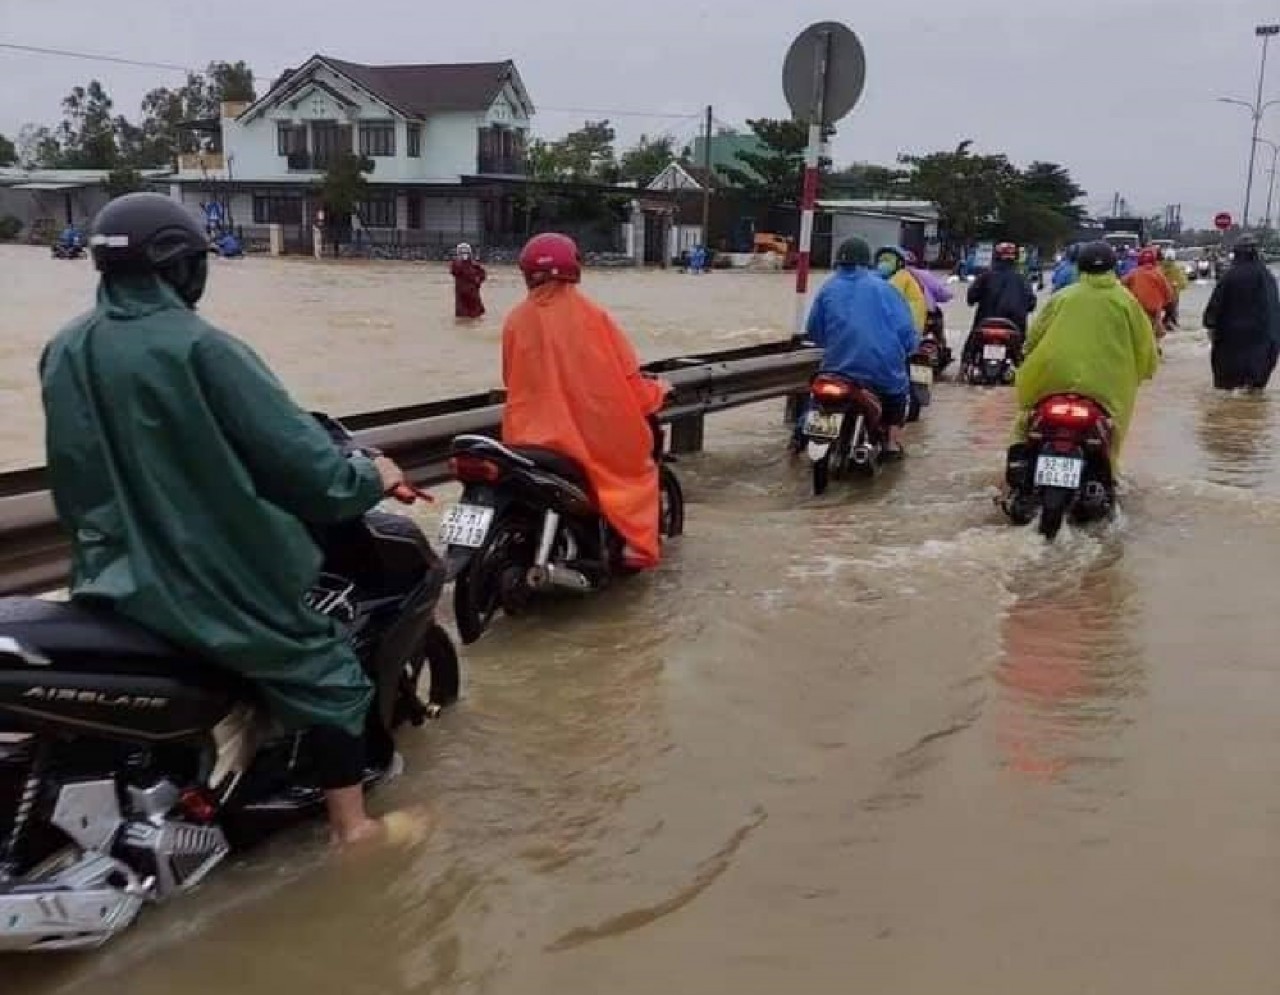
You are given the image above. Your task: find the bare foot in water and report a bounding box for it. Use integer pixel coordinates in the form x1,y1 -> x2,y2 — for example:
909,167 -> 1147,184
331,807 -> 433,849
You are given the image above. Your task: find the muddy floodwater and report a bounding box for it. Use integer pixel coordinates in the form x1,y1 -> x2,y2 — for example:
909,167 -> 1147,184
3,246 -> 1280,994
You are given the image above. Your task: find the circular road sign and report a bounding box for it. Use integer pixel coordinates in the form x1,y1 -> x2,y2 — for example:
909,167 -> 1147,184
783,21 -> 866,126
1214,211 -> 1233,231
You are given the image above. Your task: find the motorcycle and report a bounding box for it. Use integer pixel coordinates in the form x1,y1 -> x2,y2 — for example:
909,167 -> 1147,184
1002,393 -> 1115,540
442,419 -> 685,645
801,373 -> 888,495
0,412 -> 460,952
964,318 -> 1020,386
50,242 -> 84,260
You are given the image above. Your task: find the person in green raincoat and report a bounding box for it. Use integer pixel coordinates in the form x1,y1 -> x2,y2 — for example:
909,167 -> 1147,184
40,193 -> 412,847
1003,240 -> 1158,485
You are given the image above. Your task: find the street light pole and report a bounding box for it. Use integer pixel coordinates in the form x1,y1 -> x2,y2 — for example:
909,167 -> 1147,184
1244,25 -> 1280,227
1256,137 -> 1280,229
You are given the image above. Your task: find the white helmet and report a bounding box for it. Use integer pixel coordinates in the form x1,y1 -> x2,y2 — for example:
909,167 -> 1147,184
456,242 -> 473,258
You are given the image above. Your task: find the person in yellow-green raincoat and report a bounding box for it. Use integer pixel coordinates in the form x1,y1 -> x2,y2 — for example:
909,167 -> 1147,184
1157,246 -> 1188,327
874,245 -> 928,333
1002,240 -> 1158,491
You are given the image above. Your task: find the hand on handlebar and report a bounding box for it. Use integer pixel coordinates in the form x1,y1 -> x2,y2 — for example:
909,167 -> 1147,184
374,455 -> 405,494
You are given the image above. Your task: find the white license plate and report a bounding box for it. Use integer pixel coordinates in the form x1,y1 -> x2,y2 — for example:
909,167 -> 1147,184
1034,455 -> 1084,489
910,364 -> 934,385
803,410 -> 845,441
438,503 -> 495,548
982,344 -> 1007,361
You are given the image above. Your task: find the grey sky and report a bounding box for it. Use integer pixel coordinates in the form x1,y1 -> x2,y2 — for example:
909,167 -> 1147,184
1,0 -> 1275,226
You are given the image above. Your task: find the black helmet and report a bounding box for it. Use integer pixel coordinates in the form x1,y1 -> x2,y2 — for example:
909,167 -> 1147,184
835,236 -> 872,268
1234,234 -> 1259,260
89,193 -> 211,306
1076,240 -> 1116,275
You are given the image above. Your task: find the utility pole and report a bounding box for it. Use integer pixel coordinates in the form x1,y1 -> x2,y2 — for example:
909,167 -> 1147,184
1111,192 -> 1120,217
1218,23 -> 1280,228
700,105 -> 712,251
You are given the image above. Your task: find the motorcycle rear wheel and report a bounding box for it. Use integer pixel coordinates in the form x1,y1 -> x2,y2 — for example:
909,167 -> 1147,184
1038,487 -> 1072,540
453,517 -> 533,645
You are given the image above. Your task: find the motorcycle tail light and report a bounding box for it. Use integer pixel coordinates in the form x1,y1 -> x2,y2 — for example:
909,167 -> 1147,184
981,324 -> 1013,343
1040,400 -> 1098,427
180,787 -> 218,824
448,454 -> 502,483
811,376 -> 852,401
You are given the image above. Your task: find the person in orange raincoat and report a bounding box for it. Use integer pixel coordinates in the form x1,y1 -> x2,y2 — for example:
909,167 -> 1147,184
501,233 -> 669,569
1122,247 -> 1175,340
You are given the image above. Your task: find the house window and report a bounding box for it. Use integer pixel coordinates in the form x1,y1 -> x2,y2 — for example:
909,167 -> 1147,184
356,192 -> 397,228
311,122 -> 351,170
359,122 -> 396,157
406,195 -> 422,229
407,124 -> 422,158
252,194 -> 302,225
276,124 -> 306,156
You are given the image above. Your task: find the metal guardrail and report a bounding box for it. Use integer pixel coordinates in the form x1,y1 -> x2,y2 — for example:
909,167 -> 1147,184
0,340 -> 820,596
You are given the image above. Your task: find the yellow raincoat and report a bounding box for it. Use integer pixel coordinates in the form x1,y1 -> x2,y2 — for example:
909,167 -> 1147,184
1159,258 -> 1188,295
1011,272 -> 1158,462
888,269 -> 927,333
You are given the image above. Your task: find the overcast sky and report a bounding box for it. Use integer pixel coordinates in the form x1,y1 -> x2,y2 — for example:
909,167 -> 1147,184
1,0 -> 1277,225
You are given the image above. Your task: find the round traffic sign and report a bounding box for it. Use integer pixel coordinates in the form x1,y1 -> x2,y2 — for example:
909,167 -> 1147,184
1214,211 -> 1233,231
783,21 -> 866,126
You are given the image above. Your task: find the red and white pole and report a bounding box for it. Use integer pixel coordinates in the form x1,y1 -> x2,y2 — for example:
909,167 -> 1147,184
793,123 -> 822,337
793,31 -> 830,339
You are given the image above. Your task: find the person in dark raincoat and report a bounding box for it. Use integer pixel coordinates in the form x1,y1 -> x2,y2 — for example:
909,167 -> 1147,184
41,193 -> 412,847
450,242 -> 486,319
963,241 -> 1037,365
1203,235 -> 1280,391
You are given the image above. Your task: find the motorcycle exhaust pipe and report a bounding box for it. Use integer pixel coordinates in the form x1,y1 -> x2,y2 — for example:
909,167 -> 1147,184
526,563 -> 593,592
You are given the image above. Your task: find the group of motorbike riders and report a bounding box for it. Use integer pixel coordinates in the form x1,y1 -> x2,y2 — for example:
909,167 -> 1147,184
37,193 -> 1280,848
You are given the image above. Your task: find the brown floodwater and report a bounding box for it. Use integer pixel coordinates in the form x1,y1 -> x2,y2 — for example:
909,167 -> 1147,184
3,246 -> 1280,994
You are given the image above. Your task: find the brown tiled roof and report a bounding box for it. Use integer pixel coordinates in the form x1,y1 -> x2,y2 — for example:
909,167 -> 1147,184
321,57 -> 520,119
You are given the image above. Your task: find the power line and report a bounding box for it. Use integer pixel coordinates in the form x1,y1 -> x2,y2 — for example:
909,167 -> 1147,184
1,41 -> 706,121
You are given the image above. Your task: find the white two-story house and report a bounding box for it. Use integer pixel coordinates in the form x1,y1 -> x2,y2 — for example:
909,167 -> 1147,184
171,54 -> 534,251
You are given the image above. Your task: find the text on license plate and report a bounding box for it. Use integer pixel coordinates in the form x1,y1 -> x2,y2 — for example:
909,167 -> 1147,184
1033,455 -> 1083,489
438,504 -> 494,548
804,410 -> 845,441
909,364 -> 934,385
982,344 -> 1007,361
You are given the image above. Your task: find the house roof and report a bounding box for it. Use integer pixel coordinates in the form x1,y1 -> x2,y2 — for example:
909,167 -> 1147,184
238,55 -> 533,123
0,167 -> 173,189
647,161 -> 720,193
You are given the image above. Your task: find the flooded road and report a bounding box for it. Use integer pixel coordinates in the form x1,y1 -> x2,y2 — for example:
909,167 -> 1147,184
4,246 -> 1280,994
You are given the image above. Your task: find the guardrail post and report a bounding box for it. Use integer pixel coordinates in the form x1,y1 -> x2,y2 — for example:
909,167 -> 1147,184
669,414 -> 705,454
784,391 -> 807,426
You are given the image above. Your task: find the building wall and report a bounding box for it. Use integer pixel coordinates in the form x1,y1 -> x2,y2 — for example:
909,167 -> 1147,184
216,63 -> 530,185
830,214 -> 903,257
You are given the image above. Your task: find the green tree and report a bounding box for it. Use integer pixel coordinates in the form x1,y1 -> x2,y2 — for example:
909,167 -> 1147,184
827,161 -> 909,199
15,123 -> 62,168
319,151 -> 374,246
526,120 -> 617,182
56,80 -> 120,169
102,167 -> 145,200
137,60 -> 257,168
619,133 -> 676,185
899,141 -> 1019,253
720,118 -> 833,205
0,133 -> 15,167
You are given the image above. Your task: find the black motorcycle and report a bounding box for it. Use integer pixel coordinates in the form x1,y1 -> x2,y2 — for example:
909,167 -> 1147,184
0,413 -> 459,952
801,373 -> 889,495
50,242 -> 84,260
963,318 -> 1021,386
442,420 -> 684,644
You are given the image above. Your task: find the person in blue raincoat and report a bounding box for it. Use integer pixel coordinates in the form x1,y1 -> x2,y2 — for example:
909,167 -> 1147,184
1051,244 -> 1080,292
801,236 -> 919,456
214,230 -> 243,258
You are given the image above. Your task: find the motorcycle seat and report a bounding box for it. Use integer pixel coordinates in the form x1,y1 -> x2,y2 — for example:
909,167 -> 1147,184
0,596 -> 243,691
508,446 -> 590,486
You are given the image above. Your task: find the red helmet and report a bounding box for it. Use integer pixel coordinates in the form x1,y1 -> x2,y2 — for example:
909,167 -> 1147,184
994,242 -> 1018,261
1138,247 -> 1157,266
519,233 -> 581,284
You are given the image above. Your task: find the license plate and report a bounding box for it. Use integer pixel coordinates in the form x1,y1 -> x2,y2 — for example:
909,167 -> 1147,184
438,504 -> 495,548
803,410 -> 845,441
1033,455 -> 1083,489
982,344 -> 1007,361
909,364 -> 934,385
